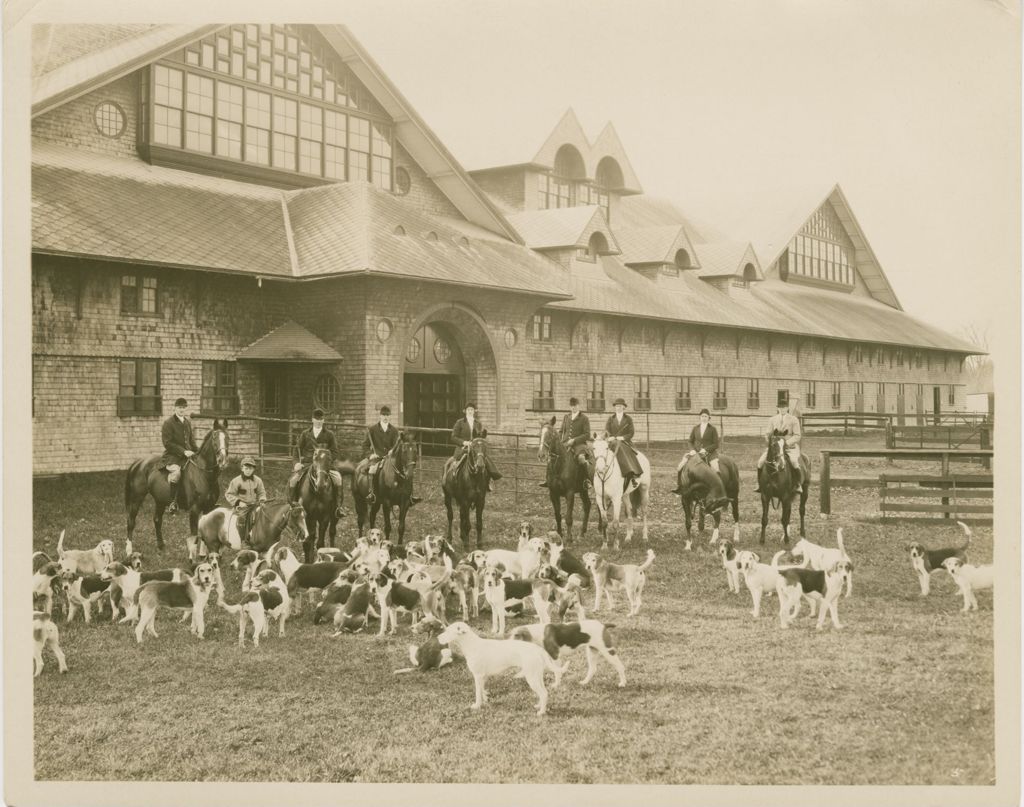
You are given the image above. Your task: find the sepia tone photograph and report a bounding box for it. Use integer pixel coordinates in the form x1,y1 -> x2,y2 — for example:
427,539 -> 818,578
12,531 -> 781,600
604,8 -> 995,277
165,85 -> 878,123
6,0 -> 1021,804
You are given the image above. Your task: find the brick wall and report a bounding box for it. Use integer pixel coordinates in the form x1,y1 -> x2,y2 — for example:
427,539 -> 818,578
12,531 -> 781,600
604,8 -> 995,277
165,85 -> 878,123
33,72 -> 142,158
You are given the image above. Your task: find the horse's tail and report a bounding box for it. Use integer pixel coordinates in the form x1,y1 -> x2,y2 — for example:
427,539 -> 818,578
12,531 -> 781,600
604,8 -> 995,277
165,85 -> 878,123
124,460 -> 144,510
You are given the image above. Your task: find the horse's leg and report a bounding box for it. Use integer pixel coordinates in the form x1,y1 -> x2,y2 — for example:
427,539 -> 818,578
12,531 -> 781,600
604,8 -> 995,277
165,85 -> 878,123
799,486 -> 808,538
697,501 -> 706,534
579,486 -> 591,540
622,491 -> 634,546
153,504 -> 167,552
681,498 -> 693,550
781,499 -> 792,546
444,491 -> 454,542
382,501 -> 393,541
126,491 -> 143,556
710,510 -> 721,545
397,502 -> 408,545
760,495 -> 769,546
641,491 -> 649,544
564,491 -> 575,542
550,491 -> 564,538
475,496 -> 485,549
460,502 -> 472,550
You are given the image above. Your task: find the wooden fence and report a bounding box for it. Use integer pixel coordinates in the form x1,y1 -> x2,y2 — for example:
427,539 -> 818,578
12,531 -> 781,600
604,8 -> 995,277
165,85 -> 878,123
818,448 -> 994,524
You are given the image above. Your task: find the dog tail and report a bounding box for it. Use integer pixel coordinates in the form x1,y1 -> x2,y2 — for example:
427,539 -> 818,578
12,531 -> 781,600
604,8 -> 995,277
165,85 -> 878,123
836,528 -> 846,556
732,524 -> 741,543
57,530 -> 66,559
637,549 -> 656,572
216,588 -> 242,615
956,521 -> 972,551
430,568 -> 452,591
393,667 -> 417,675
771,550 -> 809,571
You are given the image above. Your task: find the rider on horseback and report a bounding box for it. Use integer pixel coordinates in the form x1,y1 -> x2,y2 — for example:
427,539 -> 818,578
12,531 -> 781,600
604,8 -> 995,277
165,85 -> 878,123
754,401 -> 804,491
161,397 -> 198,515
542,396 -> 592,487
288,408 -> 344,517
678,408 -> 720,474
450,402 -> 502,491
225,456 -> 268,545
364,405 -> 399,504
606,398 -> 642,494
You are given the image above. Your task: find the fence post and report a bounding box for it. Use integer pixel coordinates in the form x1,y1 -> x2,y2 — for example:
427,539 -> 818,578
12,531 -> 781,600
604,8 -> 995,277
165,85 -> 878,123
885,420 -> 893,449
980,426 -> 991,470
820,451 -> 831,515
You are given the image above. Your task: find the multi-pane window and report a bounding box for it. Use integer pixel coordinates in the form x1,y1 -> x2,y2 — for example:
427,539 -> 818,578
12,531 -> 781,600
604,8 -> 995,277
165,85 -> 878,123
747,379 -> 759,409
855,381 -> 865,396
201,361 -> 238,415
587,374 -> 605,412
876,347 -> 885,367
538,174 -> 609,216
713,378 -> 728,410
948,385 -> 956,406
777,388 -> 789,408
118,359 -> 161,415
894,348 -> 904,367
531,313 -> 552,342
852,344 -> 864,364
634,376 -> 651,411
805,381 -> 817,409
831,382 -> 841,409
675,377 -> 691,411
783,204 -> 854,285
121,275 -> 159,315
533,372 -> 554,410
151,26 -> 393,185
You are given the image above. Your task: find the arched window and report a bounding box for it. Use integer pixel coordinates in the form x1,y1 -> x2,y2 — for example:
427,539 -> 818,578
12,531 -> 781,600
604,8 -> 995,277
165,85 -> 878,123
554,144 -> 586,179
675,249 -> 692,270
595,156 -> 624,190
587,231 -> 609,259
743,263 -> 757,281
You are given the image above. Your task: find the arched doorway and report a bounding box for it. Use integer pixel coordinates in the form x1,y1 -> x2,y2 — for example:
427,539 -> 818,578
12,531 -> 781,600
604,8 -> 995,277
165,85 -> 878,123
402,304 -> 499,453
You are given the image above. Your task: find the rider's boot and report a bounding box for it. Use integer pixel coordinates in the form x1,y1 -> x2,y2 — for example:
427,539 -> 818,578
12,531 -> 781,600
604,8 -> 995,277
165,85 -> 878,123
366,474 -> 377,504
166,481 -> 179,515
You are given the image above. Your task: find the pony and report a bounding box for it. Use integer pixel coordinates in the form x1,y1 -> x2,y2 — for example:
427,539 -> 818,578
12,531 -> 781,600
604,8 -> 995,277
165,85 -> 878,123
591,433 -> 651,550
537,417 -> 593,543
297,447 -> 341,562
757,429 -> 811,545
196,500 -> 309,558
674,454 -> 740,550
352,434 -> 420,543
124,418 -> 229,559
442,436 -> 490,549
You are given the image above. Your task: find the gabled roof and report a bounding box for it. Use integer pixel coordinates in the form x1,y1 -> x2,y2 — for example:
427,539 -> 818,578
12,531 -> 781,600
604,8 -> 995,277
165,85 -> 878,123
693,241 -> 762,280
740,184 -> 903,310
237,321 -> 342,362
615,225 -> 700,269
616,195 -> 730,244
31,23 -> 523,244
32,143 -> 571,298
505,206 -> 619,253
547,255 -> 980,353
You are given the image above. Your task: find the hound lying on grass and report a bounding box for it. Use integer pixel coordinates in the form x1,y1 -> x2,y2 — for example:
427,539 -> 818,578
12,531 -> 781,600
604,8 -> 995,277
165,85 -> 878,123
393,617 -> 455,674
437,621 -> 565,715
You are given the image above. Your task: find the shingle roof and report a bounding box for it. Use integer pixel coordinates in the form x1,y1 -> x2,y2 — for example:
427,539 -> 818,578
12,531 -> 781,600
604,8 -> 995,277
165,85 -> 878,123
548,256 -> 979,352
236,321 -> 343,362
505,206 -> 615,251
32,143 -> 571,298
616,225 -> 700,268
692,241 -> 761,279
33,24 -> 163,77
617,195 -> 729,244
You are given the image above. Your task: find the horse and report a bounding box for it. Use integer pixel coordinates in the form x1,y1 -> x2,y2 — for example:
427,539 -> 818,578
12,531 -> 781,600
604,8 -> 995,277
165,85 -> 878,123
674,454 -> 740,550
124,419 -> 229,559
442,436 -> 489,549
537,417 -> 593,542
757,429 -> 811,545
196,500 -> 309,557
297,447 -> 341,562
352,434 -> 420,543
591,434 -> 651,550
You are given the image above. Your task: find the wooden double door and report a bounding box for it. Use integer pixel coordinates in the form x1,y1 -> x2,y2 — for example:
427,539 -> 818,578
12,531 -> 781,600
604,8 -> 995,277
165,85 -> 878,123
404,373 -> 462,455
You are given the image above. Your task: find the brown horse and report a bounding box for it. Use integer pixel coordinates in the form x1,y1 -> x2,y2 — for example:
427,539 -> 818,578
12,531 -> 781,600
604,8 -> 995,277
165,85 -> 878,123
674,454 -> 739,550
297,447 -> 341,562
124,419 -> 229,557
537,417 -> 592,542
247,500 -> 309,555
758,429 -> 811,545
352,435 -> 419,543
442,437 -> 489,549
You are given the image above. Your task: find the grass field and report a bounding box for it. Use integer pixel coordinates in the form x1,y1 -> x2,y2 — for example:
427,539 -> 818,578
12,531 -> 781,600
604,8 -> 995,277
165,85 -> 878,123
31,435 -> 995,784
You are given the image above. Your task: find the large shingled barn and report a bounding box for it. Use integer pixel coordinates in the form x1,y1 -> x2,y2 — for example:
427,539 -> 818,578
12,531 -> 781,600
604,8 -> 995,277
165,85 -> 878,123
31,24 -> 980,473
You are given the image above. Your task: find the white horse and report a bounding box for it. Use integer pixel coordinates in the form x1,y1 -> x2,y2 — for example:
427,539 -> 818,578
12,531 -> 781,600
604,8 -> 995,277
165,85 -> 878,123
591,435 -> 651,550
195,507 -> 245,559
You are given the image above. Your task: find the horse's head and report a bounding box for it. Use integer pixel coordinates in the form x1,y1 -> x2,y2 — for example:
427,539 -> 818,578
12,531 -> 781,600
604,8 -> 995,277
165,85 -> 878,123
537,416 -> 557,461
468,437 -> 488,474
288,503 -> 308,541
310,447 -> 331,489
591,432 -> 610,466
766,429 -> 788,470
206,419 -> 230,469
395,435 -> 419,474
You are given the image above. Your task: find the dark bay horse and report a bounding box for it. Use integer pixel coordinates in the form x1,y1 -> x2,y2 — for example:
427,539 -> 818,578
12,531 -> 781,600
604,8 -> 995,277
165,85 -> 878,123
442,437 -> 489,549
674,454 -> 740,549
297,447 -> 340,562
758,429 -> 811,545
248,500 -> 309,556
537,417 -> 592,542
124,419 -> 229,557
352,435 -> 420,543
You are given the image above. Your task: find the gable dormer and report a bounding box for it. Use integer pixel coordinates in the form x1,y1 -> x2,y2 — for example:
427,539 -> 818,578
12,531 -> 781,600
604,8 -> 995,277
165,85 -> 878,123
617,224 -> 701,280
693,241 -> 762,292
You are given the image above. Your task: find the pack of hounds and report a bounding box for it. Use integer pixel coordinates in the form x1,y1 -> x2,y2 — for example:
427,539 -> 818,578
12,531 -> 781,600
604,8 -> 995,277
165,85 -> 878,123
716,519 -> 990,630
31,522 -> 660,716
32,519 -> 990,714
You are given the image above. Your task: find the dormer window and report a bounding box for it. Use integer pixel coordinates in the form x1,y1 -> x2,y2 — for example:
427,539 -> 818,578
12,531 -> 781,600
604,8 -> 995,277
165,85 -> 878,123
733,262 -> 757,289
538,144 -> 610,218
144,25 -> 394,189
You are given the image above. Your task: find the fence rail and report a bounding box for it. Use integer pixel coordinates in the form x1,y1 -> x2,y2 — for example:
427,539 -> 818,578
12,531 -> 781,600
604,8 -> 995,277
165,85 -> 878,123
818,448 -> 994,524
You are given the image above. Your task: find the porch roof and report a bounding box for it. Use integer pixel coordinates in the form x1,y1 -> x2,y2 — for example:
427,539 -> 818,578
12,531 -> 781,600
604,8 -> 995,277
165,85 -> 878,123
236,321 -> 343,363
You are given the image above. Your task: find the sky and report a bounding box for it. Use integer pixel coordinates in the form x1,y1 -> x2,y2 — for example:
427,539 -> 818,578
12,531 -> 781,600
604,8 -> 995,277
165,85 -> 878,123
331,0 -> 1019,349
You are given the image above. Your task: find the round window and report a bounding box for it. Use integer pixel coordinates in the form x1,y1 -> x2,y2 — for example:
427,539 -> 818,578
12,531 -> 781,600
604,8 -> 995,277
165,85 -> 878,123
395,167 -> 411,196
94,101 -> 126,138
376,319 -> 393,342
504,328 -> 517,349
406,336 -> 421,363
433,337 -> 452,364
313,374 -> 341,413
